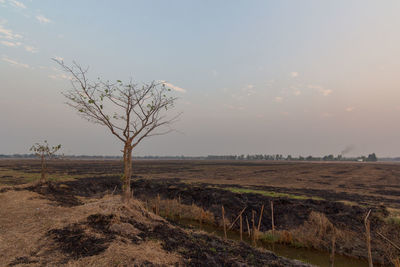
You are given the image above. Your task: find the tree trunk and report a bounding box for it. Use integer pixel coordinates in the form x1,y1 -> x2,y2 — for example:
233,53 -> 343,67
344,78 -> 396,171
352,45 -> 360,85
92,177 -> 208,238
122,144 -> 133,201
40,153 -> 46,182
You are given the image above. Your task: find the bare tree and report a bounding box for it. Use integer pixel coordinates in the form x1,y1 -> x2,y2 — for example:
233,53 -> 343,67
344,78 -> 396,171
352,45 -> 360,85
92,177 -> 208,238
30,141 -> 62,182
55,60 -> 179,201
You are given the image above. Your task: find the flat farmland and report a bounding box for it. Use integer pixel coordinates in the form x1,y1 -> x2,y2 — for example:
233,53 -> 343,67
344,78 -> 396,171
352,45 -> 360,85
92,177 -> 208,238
132,160 -> 400,208
2,159 -> 398,208
1,159 -> 400,265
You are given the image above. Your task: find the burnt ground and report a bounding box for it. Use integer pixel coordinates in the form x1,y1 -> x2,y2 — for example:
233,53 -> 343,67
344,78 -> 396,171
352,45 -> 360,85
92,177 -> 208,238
2,159 -> 400,209
1,189 -> 311,267
0,166 -> 316,266
1,159 -> 400,265
2,173 -> 395,264
45,213 -> 310,267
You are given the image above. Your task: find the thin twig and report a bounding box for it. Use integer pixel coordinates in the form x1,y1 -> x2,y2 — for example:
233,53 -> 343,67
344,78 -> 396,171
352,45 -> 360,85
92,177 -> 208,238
377,231 -> 400,251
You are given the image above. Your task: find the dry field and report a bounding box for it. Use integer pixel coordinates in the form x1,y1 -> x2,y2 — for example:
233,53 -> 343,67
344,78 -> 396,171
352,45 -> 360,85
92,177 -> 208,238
1,159 -> 400,266
0,159 -> 314,267
2,159 -> 399,208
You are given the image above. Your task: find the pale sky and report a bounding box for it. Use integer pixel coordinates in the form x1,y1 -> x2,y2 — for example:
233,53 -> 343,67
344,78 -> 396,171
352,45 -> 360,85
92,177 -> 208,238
1,0 -> 400,157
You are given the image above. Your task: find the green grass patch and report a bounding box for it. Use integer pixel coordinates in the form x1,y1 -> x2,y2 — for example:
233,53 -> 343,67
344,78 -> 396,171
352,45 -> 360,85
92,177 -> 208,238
259,232 -> 280,243
223,187 -> 324,200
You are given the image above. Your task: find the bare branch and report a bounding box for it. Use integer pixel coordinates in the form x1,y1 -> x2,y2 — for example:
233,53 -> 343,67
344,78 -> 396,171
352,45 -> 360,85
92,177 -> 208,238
55,60 -> 181,149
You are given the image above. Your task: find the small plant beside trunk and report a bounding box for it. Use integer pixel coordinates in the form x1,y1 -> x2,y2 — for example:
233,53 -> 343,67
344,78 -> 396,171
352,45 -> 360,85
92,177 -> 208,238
30,141 -> 62,183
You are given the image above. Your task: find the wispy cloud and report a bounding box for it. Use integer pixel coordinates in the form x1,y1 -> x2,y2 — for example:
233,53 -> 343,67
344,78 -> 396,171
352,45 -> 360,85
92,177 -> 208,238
290,72 -> 299,78
36,15 -> 51,24
9,0 -> 26,8
24,45 -> 37,53
48,73 -> 70,80
161,81 -> 186,93
2,56 -> 30,68
0,24 -> 23,40
0,24 -> 38,54
308,84 -> 332,96
274,96 -> 283,103
0,40 -> 21,47
345,107 -> 355,112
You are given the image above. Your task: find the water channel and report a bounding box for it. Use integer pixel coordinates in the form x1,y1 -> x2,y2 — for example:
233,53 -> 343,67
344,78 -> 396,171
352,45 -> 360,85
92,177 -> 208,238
173,218 -> 370,267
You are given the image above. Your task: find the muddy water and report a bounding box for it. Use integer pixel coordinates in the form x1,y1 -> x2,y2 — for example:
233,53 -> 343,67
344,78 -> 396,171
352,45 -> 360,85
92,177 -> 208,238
174,218 -> 369,267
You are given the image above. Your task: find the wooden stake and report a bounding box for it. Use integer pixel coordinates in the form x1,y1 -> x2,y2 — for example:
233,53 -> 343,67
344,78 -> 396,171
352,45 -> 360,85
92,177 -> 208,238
228,207 -> 247,230
222,205 -> 227,240
240,214 -> 243,242
364,210 -> 373,267
246,216 -> 251,237
111,185 -> 117,195
257,204 -> 264,231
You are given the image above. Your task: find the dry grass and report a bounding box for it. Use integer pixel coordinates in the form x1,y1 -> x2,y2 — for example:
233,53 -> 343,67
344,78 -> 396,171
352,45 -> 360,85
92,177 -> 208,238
66,241 -> 181,266
0,190 -> 72,262
146,197 -> 214,224
0,189 -> 182,266
286,211 -> 348,250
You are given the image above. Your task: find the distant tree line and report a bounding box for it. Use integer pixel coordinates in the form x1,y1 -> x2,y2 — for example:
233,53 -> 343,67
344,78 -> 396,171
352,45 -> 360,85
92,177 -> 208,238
205,153 -> 378,162
0,153 -> 379,162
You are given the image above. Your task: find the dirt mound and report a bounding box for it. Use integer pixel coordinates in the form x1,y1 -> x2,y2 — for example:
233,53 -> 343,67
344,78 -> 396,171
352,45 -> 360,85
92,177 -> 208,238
48,202 -> 305,266
46,209 -> 310,266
